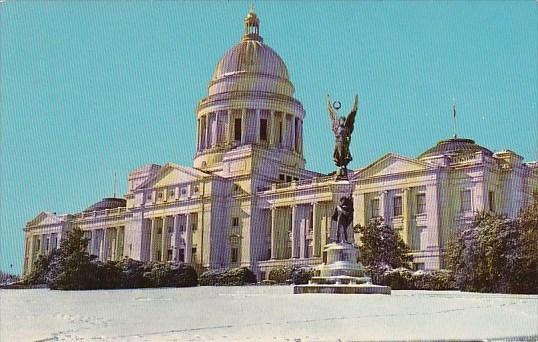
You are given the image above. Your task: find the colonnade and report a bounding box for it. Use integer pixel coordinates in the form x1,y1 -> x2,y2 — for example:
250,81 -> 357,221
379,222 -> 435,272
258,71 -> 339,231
196,109 -> 303,154
269,202 -> 332,260
24,232 -> 60,274
88,226 -> 125,261
145,213 -> 195,264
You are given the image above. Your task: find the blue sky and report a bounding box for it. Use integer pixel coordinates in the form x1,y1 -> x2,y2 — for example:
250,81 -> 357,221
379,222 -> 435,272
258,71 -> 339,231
1,1 -> 536,274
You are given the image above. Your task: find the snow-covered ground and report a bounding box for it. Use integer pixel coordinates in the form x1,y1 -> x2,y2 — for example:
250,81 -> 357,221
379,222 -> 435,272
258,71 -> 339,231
1,286 -> 536,341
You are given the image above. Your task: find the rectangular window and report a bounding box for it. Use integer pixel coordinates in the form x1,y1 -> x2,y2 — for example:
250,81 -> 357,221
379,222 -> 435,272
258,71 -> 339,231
393,196 -> 403,217
192,222 -> 197,231
231,247 -> 239,263
460,190 -> 472,212
279,174 -> 285,181
286,175 -> 292,182
44,238 -> 50,252
488,191 -> 495,212
232,217 -> 239,227
416,194 -> 426,214
50,233 -> 58,250
411,226 -> 421,250
279,121 -> 283,144
371,198 -> 380,218
234,118 -> 242,141
260,119 -> 268,141
178,249 -> 185,262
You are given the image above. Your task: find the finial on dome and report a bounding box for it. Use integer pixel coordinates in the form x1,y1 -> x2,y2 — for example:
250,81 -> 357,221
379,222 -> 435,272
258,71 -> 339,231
243,4 -> 262,41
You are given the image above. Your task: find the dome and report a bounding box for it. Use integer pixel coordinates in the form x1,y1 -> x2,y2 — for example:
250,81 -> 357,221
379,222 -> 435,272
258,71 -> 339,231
418,138 -> 493,159
212,39 -> 290,82
83,197 -> 126,213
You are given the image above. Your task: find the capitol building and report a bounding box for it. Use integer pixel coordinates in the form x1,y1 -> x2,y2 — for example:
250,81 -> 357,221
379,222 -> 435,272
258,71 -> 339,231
23,11 -> 538,279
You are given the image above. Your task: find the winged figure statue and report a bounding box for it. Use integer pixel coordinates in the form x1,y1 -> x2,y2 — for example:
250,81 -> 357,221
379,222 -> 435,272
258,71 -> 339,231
327,94 -> 359,174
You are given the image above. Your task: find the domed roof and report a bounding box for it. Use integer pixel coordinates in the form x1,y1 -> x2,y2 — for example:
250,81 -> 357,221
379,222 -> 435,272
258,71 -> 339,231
211,11 -> 289,82
83,197 -> 126,213
418,138 -> 493,159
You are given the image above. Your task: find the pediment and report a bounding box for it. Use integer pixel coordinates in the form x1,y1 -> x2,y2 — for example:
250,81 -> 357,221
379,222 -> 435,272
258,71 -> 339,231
140,163 -> 209,189
352,153 -> 433,180
27,212 -> 64,226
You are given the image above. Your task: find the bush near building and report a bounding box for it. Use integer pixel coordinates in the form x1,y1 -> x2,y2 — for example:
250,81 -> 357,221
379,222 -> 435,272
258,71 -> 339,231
354,218 -> 413,283
378,268 -> 456,290
267,266 -> 315,285
24,227 -> 198,290
447,199 -> 538,294
199,267 -> 257,286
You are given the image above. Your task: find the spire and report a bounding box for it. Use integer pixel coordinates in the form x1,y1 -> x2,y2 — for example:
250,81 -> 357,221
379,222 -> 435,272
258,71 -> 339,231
243,5 -> 262,41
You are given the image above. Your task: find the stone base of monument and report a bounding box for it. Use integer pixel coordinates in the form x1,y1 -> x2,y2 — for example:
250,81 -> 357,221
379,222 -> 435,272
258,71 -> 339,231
293,242 -> 391,295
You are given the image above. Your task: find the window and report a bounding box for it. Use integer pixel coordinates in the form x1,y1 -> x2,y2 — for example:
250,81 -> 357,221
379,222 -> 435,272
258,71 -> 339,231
279,174 -> 285,181
158,192 -> 163,200
157,227 -> 162,235
416,193 -> 426,215
260,119 -> 268,141
234,118 -> 242,141
50,233 -> 58,250
370,198 -> 380,218
232,217 -> 239,227
179,224 -> 184,232
178,249 -> 185,262
231,247 -> 239,263
411,226 -> 425,250
460,190 -> 472,212
168,226 -> 174,234
146,193 -> 152,201
286,175 -> 292,182
393,196 -> 402,217
44,238 -> 50,252
194,185 -> 199,193
293,177 -> 299,182
413,262 -> 425,271
168,188 -> 175,198
488,191 -> 495,212
181,188 -> 187,196
36,239 -> 41,251
278,121 -> 283,144
192,222 -> 197,231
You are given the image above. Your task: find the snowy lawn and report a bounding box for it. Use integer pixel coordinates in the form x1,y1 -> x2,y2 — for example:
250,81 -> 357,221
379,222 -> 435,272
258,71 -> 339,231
1,286 -> 536,341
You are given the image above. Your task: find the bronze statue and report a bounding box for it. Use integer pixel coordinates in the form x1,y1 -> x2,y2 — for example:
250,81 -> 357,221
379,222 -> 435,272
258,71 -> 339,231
331,195 -> 354,243
327,94 -> 359,177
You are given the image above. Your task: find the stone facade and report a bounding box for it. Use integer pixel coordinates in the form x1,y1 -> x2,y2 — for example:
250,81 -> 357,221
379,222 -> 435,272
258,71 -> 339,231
23,11 -> 538,278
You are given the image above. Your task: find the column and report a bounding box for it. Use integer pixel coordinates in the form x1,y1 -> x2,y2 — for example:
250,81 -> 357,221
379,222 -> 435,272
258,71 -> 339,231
290,115 -> 296,151
281,113 -> 287,148
185,213 -> 193,263
161,217 -> 168,262
227,109 -> 233,145
214,112 -> 219,146
270,207 -> 278,259
320,203 -> 329,248
149,218 -> 157,262
269,110 -> 275,146
98,230 -> 104,261
299,207 -> 307,258
255,109 -> 261,144
115,227 -> 123,261
25,236 -> 35,274
402,188 -> 411,245
425,184 -> 441,269
196,118 -> 201,151
172,214 -> 179,261
204,115 -> 209,150
380,190 -> 388,220
312,202 -> 321,257
240,109 -> 246,144
291,205 -> 299,258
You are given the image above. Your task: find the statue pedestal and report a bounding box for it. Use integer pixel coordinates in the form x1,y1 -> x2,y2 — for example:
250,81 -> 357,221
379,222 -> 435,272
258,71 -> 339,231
294,243 -> 391,295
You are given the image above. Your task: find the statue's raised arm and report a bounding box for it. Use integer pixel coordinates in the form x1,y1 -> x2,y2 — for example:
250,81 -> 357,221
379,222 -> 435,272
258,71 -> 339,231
345,95 -> 359,134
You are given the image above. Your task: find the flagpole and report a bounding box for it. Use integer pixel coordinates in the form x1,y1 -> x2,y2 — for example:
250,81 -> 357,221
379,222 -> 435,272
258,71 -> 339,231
452,104 -> 457,139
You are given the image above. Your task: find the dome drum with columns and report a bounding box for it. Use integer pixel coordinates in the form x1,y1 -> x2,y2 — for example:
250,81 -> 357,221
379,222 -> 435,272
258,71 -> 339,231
193,10 -> 305,172
22,10 -> 538,279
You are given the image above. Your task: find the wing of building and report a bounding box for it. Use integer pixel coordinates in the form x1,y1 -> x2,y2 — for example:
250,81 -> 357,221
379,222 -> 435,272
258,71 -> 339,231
23,11 -> 538,278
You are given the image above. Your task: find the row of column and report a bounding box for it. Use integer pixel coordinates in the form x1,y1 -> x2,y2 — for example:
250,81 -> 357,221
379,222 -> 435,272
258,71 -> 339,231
146,213 -> 194,264
89,227 -> 125,261
197,109 -> 302,153
24,232 -> 59,274
269,202 -> 330,260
